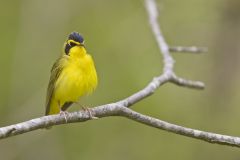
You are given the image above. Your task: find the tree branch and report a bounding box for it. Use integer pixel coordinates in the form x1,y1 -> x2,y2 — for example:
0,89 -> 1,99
169,46 -> 208,53
1,0 -> 239,148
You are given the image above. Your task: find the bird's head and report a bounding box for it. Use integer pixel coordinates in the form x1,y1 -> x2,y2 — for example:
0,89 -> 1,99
64,32 -> 85,55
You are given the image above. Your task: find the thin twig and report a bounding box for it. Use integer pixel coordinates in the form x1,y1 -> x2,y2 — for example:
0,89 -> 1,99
0,0 -> 238,148
169,46 -> 208,53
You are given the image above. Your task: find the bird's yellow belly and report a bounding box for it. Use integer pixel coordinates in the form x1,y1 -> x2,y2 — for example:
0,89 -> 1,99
54,56 -> 97,107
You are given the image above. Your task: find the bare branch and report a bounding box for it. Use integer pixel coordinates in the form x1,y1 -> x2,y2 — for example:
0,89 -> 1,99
1,104 -> 240,147
171,74 -> 205,89
145,0 -> 174,73
120,107 -> 240,147
144,0 -> 205,90
169,46 -> 208,53
0,0 -> 238,149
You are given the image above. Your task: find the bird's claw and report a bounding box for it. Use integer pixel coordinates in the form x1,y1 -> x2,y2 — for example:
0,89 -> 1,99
60,110 -> 69,123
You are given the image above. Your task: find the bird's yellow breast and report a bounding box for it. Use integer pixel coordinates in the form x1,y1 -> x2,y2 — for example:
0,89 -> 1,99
54,47 -> 98,107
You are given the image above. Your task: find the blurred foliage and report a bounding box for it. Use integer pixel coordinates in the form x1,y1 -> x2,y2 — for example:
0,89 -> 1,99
0,0 -> 240,159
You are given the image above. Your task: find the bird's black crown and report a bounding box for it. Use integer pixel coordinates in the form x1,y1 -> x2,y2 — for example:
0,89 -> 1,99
68,32 -> 84,43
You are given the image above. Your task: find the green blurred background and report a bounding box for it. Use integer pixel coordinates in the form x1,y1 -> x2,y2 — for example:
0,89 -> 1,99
1,0 -> 240,159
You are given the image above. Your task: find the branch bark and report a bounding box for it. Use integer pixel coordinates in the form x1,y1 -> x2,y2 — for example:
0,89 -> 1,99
1,0 -> 239,148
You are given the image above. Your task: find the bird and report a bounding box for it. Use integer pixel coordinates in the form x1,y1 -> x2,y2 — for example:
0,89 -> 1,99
45,32 -> 98,116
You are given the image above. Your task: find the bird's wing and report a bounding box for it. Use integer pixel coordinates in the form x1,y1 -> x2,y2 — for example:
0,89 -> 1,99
45,56 -> 67,115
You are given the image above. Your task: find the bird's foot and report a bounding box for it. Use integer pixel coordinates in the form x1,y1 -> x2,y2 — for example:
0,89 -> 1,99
59,110 -> 69,123
81,107 -> 98,120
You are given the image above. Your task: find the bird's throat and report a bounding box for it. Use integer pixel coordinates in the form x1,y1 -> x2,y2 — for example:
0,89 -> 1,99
69,46 -> 86,58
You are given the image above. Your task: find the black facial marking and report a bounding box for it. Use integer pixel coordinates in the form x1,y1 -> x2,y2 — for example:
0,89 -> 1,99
69,42 -> 77,47
64,41 -> 78,55
68,32 -> 84,43
65,43 -> 71,55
